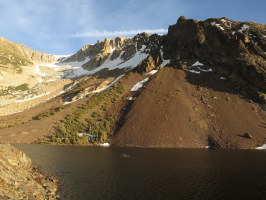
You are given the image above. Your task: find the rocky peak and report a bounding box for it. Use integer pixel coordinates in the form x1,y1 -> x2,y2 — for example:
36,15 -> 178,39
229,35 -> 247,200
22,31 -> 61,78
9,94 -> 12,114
163,16 -> 266,97
62,33 -> 164,73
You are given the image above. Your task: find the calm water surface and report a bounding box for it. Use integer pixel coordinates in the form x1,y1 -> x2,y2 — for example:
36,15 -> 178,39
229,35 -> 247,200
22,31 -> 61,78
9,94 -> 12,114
15,145 -> 266,200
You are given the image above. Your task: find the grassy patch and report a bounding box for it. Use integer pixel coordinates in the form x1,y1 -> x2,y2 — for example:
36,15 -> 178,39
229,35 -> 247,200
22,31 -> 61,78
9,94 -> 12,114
0,83 -> 29,96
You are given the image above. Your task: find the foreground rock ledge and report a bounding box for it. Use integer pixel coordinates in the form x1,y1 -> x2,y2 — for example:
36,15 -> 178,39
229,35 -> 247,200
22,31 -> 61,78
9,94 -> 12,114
0,144 -> 58,200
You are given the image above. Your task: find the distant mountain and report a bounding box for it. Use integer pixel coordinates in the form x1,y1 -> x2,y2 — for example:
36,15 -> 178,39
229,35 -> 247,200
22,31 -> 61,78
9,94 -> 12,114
60,33 -> 167,78
0,36 -> 55,73
0,16 -> 265,149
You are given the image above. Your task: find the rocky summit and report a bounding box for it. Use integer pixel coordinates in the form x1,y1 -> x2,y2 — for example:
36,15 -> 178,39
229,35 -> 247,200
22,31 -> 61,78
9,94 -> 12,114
164,16 -> 266,102
0,16 -> 265,149
0,144 -> 58,199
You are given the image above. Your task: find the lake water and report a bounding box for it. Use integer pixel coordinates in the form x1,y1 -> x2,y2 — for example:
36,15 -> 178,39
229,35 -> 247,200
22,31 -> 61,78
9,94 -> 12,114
15,145 -> 266,200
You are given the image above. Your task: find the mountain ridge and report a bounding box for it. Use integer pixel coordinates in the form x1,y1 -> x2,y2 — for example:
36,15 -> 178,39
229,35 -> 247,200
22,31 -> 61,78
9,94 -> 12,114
0,16 -> 265,149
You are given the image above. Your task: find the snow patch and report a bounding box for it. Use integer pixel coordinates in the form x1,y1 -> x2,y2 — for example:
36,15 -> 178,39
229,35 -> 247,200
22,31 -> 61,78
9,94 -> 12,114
185,61 -> 212,74
160,50 -> 170,67
64,74 -> 125,105
78,133 -> 95,138
211,22 -> 225,31
148,70 -> 158,75
92,74 -> 125,93
185,69 -> 201,74
256,144 -> 266,150
99,142 -> 110,147
127,97 -> 133,101
192,61 -> 204,67
73,45 -> 149,77
110,46 -> 115,53
238,24 -> 249,33
131,77 -> 149,91
220,77 -> 226,80
62,57 -> 91,78
200,68 -> 212,72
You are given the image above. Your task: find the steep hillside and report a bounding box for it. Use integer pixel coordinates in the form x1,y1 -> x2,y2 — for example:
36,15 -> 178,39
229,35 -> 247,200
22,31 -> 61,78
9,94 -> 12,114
113,67 -> 265,149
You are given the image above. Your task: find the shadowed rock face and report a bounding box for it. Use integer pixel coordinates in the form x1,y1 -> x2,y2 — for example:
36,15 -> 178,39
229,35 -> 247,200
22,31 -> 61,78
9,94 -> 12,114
163,16 -> 266,101
0,144 -> 58,200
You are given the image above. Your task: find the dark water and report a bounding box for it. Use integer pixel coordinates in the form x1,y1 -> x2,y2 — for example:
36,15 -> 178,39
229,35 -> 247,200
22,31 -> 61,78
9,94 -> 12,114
14,145 -> 266,200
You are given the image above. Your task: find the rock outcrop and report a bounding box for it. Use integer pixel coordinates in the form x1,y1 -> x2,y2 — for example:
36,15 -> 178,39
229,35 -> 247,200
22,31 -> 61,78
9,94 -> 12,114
62,33 -> 164,73
0,144 -> 58,199
163,16 -> 266,102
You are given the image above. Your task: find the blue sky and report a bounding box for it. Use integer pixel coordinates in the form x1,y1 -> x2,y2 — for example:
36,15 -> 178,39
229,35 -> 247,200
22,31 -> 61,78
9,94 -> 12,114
0,0 -> 265,55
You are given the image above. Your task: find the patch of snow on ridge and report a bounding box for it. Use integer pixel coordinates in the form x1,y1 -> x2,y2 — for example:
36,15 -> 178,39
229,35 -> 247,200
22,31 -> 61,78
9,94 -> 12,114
53,54 -> 72,60
64,74 -> 125,105
192,61 -> 204,67
62,57 -> 91,78
256,144 -> 266,150
131,77 -> 149,91
92,74 -> 125,93
200,68 -> 212,72
211,22 -> 224,31
66,45 -> 149,77
186,61 -> 212,74
185,69 -> 201,74
238,24 -> 249,33
160,50 -> 170,67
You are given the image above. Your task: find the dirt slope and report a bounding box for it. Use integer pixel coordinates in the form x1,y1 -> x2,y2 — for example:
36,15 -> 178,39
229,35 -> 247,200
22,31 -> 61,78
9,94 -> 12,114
113,67 -> 266,149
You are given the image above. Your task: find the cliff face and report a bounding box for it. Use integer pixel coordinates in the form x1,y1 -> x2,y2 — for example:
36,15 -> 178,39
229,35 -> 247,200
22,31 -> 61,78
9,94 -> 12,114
0,144 -> 58,199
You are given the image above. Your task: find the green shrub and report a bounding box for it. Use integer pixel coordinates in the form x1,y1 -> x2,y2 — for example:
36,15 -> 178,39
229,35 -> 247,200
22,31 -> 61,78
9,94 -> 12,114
50,80 -> 125,144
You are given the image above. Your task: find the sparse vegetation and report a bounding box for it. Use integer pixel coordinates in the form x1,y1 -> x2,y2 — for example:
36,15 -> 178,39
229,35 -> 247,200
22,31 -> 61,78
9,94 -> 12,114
34,105 -> 71,120
13,83 -> 29,91
0,83 -> 29,96
0,52 -> 33,73
50,82 -> 124,145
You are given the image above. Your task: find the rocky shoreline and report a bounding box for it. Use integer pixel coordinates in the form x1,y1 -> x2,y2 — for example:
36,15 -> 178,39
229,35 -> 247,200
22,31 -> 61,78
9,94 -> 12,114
0,144 -> 58,200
